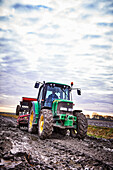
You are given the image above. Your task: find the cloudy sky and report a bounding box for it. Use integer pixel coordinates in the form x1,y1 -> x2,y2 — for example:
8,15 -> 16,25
0,0 -> 113,116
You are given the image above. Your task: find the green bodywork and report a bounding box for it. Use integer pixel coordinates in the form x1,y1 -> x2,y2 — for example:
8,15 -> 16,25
52,99 -> 72,116
33,99 -> 77,129
52,99 -> 77,128
33,101 -> 40,124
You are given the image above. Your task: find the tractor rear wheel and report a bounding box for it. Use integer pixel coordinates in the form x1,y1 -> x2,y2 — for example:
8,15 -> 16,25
28,106 -> 37,133
70,112 -> 88,139
38,109 -> 53,139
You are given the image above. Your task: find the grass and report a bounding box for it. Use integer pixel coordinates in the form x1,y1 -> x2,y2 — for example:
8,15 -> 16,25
87,125 -> 113,139
0,113 -> 18,119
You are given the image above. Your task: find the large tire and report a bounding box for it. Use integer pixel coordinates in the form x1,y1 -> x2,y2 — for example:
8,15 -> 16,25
38,109 -> 53,139
16,105 -> 20,115
70,112 -> 88,139
28,106 -> 37,133
17,122 -> 20,128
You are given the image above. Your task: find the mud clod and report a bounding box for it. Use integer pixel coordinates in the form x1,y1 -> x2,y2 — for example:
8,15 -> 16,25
0,116 -> 113,169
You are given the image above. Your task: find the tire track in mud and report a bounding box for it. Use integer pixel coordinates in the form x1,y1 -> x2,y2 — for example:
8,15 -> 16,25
46,137 -> 113,169
0,116 -> 113,169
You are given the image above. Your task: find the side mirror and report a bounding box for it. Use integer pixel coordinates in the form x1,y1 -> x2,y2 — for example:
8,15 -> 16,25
34,82 -> 39,88
77,89 -> 81,95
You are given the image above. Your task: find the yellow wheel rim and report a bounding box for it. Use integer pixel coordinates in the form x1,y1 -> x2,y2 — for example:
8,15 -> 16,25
39,114 -> 44,133
74,130 -> 77,134
74,130 -> 77,133
30,111 -> 33,128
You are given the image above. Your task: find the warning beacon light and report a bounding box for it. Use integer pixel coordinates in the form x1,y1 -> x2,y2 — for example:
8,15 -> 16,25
71,82 -> 73,87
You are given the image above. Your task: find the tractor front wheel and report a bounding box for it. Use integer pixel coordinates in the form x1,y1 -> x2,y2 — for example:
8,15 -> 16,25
38,109 -> 53,139
70,112 -> 88,139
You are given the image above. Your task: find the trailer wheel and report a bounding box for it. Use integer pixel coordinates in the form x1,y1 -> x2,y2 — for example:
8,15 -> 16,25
38,109 -> 53,139
70,112 -> 88,139
16,105 -> 20,115
28,106 -> 37,133
17,122 -> 20,128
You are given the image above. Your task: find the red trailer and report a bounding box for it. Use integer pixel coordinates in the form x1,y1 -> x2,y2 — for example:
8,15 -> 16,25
16,97 -> 37,128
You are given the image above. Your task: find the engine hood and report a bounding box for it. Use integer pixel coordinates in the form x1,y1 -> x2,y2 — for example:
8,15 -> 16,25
52,99 -> 73,116
53,99 -> 73,104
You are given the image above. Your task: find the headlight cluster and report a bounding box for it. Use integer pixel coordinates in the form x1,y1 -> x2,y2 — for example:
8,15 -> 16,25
68,108 -> 73,112
60,107 -> 73,112
60,107 -> 67,111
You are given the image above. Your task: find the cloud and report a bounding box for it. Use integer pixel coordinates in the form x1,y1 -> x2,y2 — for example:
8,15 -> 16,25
12,3 -> 53,12
0,16 -> 10,21
0,0 -> 3,5
91,44 -> 111,49
0,37 -> 14,42
27,17 -> 39,23
37,33 -> 60,39
0,28 -> 8,32
83,35 -> 101,39
83,3 -> 98,10
97,22 -> 113,27
0,0 -> 113,114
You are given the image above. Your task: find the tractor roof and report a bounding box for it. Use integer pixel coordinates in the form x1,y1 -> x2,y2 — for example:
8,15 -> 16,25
46,82 -> 70,87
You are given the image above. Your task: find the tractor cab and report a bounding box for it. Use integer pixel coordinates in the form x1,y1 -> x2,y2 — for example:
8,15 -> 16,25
35,82 -> 71,108
44,83 -> 71,107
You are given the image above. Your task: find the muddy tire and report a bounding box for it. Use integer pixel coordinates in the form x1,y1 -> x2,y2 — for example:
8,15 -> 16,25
16,105 -> 20,115
38,109 -> 53,139
28,106 -> 37,133
17,122 -> 20,128
70,112 -> 88,139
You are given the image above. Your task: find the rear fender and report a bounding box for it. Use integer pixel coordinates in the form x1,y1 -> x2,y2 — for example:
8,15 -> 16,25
73,110 -> 82,116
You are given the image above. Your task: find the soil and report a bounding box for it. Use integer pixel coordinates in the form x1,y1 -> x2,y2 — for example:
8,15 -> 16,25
0,115 -> 113,170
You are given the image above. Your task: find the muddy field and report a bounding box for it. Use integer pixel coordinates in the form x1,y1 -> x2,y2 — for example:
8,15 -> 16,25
0,116 -> 113,170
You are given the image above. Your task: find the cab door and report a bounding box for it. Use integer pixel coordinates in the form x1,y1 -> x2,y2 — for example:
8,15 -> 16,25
37,85 -> 45,109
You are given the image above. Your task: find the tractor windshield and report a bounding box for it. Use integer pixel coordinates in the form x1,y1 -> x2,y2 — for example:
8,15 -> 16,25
44,84 -> 70,107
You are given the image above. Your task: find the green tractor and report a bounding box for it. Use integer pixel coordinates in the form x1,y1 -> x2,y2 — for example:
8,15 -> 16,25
28,81 -> 88,139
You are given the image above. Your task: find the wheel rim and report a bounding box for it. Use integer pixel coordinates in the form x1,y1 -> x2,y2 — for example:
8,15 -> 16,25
29,111 -> 33,129
39,114 -> 44,133
71,129 -> 77,136
73,129 -> 77,134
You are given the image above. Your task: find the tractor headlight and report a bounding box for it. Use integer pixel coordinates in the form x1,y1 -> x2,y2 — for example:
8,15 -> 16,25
60,107 -> 67,111
68,108 -> 73,112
